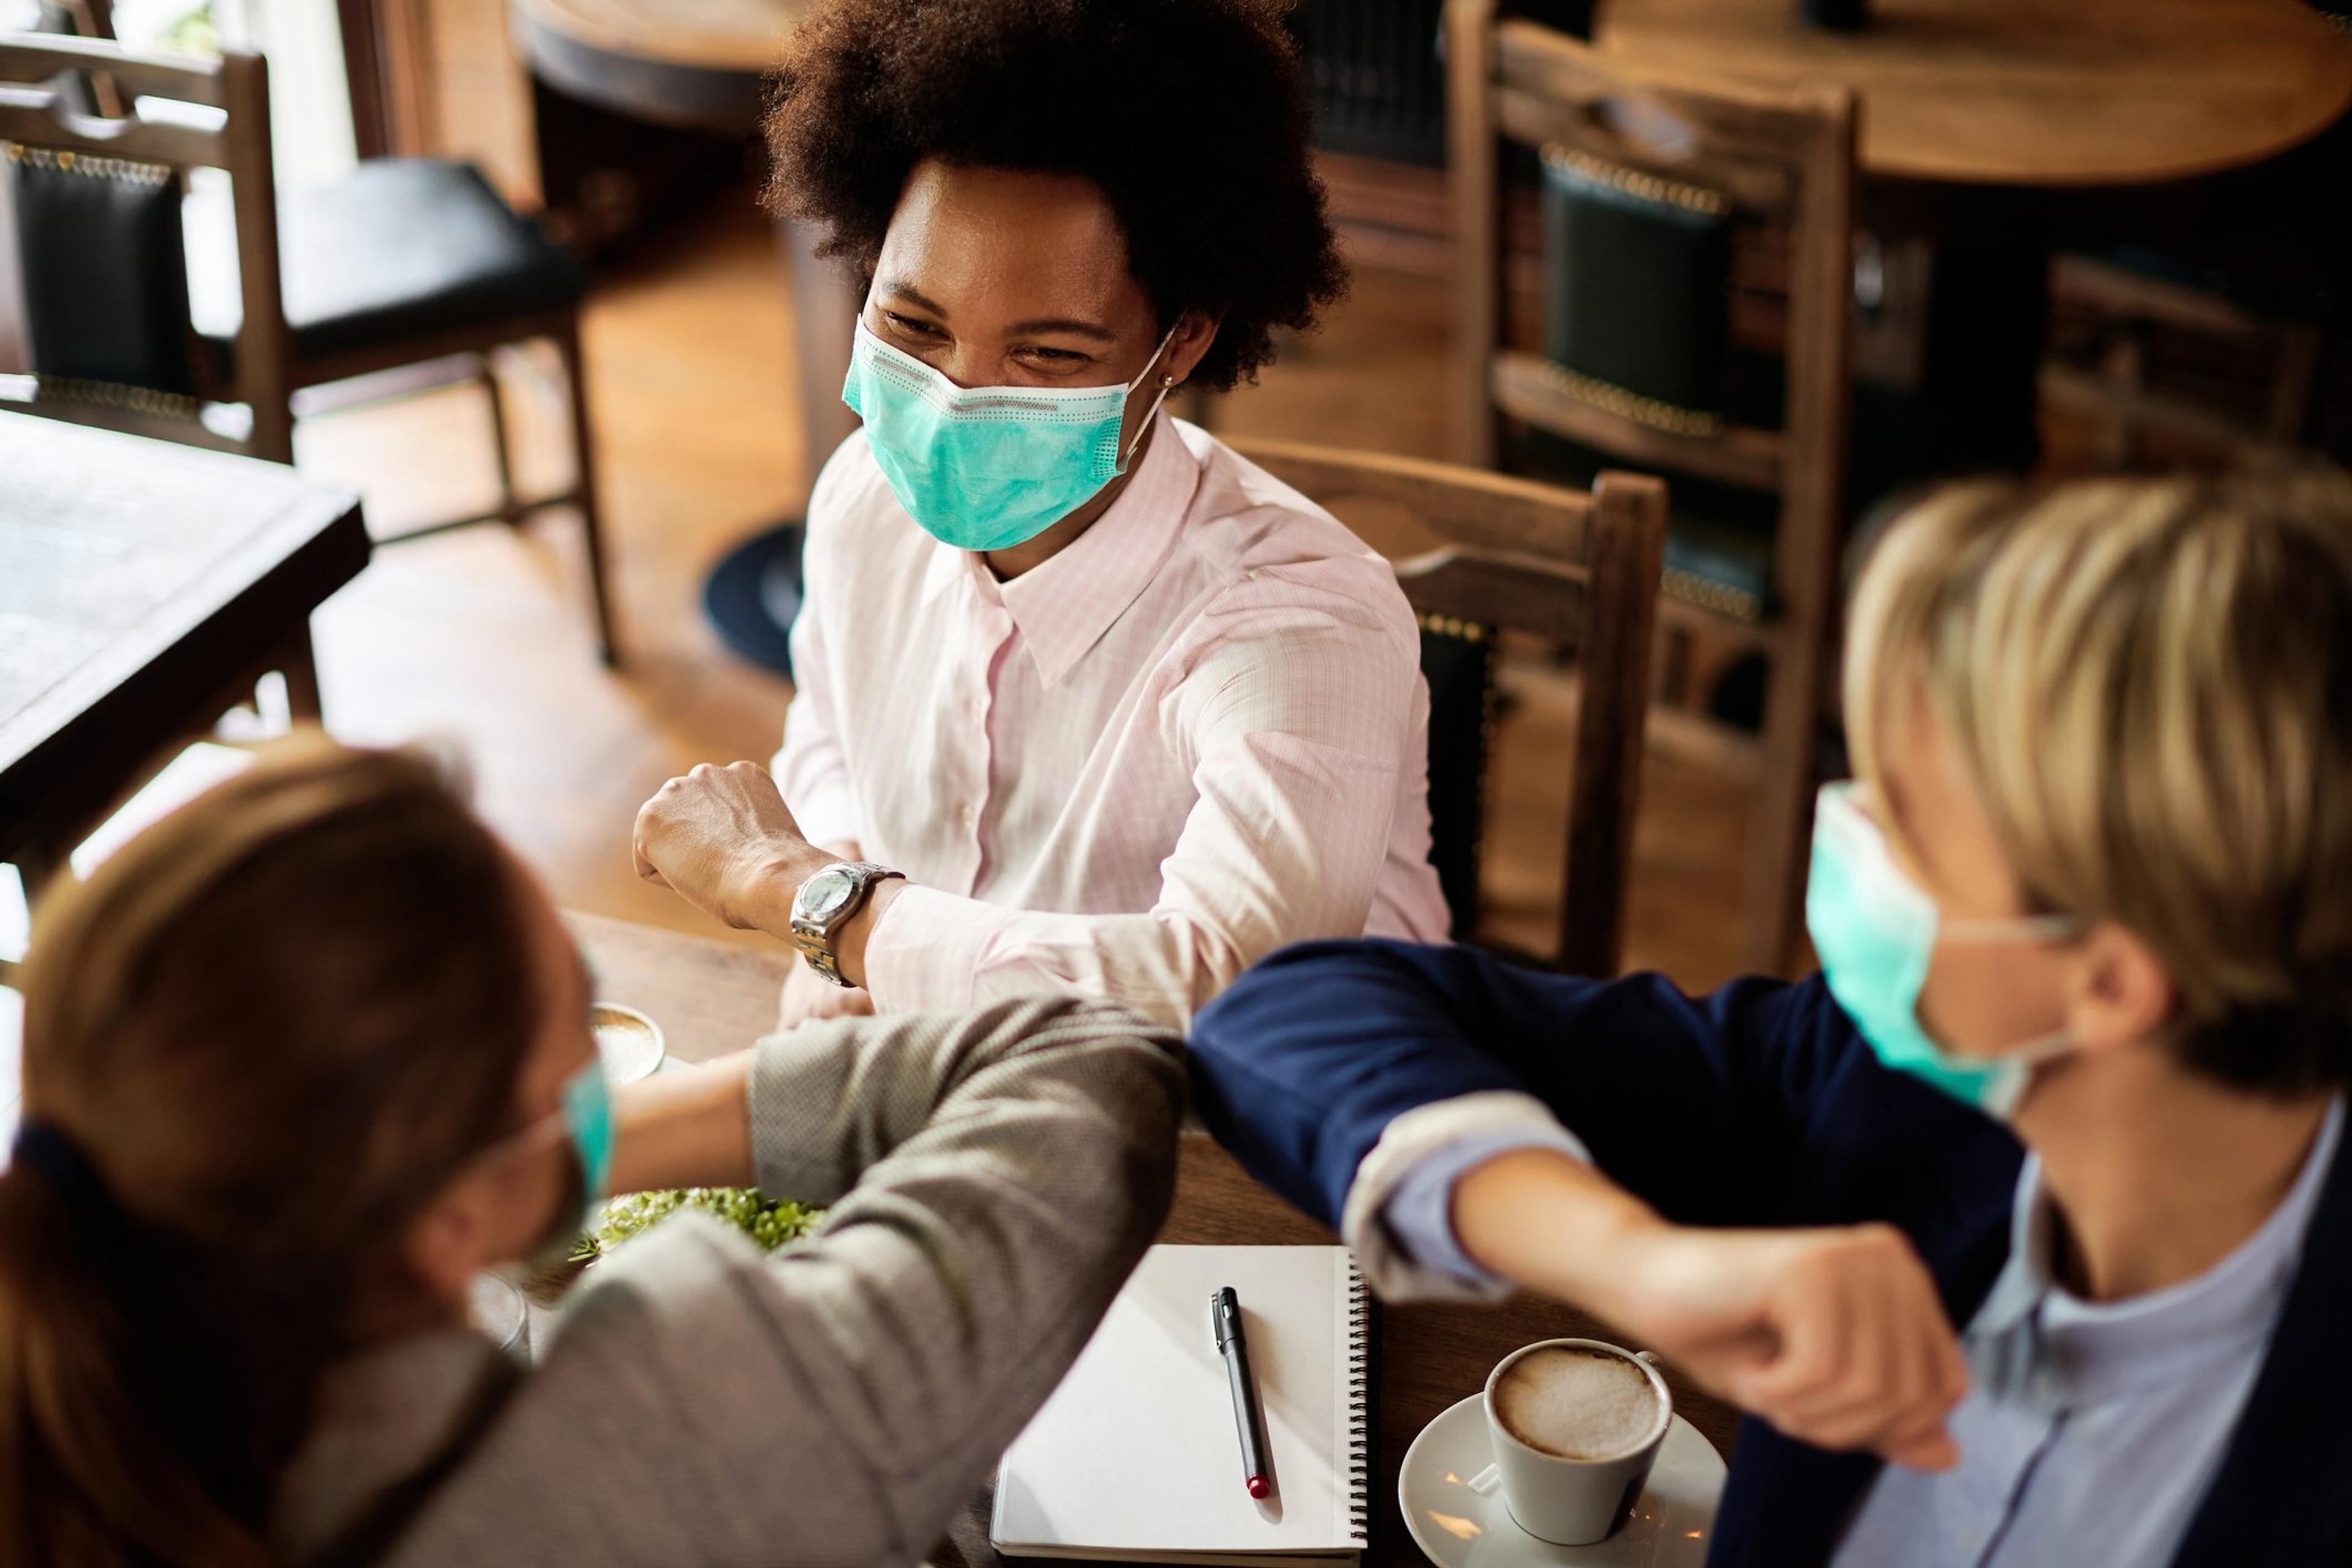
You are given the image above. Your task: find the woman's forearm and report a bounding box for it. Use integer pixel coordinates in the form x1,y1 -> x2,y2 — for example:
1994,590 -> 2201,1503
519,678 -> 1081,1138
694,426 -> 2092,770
608,1052 -> 756,1194
1450,1146 -> 1667,1317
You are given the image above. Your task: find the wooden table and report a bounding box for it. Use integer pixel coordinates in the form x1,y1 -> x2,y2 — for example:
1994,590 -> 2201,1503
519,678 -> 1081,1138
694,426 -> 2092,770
505,0 -> 851,432
569,911 -> 1741,1568
511,0 -> 812,132
0,413 -> 369,900
1597,0 -> 2352,187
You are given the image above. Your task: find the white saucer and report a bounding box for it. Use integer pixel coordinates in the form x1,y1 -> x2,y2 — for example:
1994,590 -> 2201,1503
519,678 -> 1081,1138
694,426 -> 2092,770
1398,1395 -> 1726,1568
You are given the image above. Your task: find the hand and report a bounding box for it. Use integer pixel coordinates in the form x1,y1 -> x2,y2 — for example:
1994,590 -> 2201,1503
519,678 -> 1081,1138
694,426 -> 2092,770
777,959 -> 876,1029
1597,1222 -> 1970,1471
632,762 -> 820,935
1452,1150 -> 1967,1472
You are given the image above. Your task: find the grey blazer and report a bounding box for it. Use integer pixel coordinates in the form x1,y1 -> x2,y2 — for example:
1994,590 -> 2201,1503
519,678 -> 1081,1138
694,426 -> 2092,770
270,996 -> 1185,1567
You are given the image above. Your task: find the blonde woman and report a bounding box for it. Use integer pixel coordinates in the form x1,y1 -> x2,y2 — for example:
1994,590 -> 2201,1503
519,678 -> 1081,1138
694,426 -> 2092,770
1189,470 -> 2352,1566
0,738 -> 1182,1567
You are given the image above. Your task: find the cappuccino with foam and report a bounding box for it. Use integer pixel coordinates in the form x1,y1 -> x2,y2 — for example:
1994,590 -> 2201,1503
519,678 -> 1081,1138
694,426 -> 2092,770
1491,1345 -> 1665,1461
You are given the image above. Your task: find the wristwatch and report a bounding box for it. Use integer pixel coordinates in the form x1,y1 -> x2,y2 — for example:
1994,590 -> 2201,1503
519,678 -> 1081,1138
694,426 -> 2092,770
788,861 -> 905,987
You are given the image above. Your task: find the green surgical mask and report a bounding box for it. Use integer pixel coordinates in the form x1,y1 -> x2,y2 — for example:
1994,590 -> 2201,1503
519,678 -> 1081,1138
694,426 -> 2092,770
1804,783 -> 2078,1120
519,1055 -> 613,1265
842,317 -> 1178,553
559,1055 -> 613,1220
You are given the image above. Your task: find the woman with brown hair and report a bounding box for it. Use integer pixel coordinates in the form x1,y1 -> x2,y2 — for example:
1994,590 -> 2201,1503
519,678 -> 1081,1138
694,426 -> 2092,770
0,735 -> 1182,1567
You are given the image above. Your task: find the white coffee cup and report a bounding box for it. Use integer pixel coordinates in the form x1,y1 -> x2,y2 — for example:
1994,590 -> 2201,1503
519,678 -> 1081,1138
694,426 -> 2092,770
1472,1337 -> 1672,1545
590,1001 -> 666,1085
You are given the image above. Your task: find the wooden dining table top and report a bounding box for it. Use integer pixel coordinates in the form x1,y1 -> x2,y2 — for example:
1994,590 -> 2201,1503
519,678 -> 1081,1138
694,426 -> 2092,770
0,414 -> 366,874
568,910 -> 1742,1568
516,0 -> 2351,190
510,0 -> 810,78
1596,0 -> 2352,186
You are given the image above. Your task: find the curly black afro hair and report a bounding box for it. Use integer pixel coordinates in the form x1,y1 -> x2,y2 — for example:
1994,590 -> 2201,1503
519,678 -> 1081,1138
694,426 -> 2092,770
764,0 -> 1346,393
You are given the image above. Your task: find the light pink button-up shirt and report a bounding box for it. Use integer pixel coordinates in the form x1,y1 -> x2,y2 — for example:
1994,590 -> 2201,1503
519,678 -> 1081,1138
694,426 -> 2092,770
775,412 -> 1450,1027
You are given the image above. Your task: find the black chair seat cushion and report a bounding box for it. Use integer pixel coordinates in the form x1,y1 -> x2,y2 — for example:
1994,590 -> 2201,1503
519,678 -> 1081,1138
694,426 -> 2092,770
190,158 -> 584,380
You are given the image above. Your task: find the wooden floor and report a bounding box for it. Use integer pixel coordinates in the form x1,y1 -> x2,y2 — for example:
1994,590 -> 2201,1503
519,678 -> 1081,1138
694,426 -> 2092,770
278,195 -> 1756,990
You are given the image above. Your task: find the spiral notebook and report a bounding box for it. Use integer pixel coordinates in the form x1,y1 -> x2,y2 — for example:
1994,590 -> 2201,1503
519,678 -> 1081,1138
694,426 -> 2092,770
992,1245 -> 1371,1567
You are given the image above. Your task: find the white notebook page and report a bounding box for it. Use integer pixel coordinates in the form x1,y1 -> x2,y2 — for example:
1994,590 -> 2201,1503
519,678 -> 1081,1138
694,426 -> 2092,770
995,1245 -> 1366,1556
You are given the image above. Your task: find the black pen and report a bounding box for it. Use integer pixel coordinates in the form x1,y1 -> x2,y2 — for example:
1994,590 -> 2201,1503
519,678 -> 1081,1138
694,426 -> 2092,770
1212,1285 -> 1272,1499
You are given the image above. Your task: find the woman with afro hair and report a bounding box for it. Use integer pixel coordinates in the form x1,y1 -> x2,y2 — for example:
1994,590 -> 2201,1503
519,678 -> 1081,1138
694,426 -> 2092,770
633,0 -> 1450,1030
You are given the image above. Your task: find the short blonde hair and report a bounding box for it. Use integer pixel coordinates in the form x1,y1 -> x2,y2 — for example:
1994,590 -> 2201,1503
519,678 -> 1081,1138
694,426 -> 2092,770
1846,468 -> 2352,1094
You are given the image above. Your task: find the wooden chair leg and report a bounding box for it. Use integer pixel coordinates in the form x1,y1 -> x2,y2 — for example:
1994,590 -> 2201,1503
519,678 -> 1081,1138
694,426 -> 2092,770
279,624 -> 323,724
13,837 -> 67,910
1742,638 -> 1819,976
1746,488 -> 1839,977
552,317 -> 620,667
249,393 -> 296,466
2270,322 -> 2325,448
2095,328 -> 2147,470
478,350 -> 521,524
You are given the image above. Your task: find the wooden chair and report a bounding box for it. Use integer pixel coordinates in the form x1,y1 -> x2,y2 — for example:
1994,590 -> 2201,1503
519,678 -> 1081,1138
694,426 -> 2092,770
1230,437 -> 1666,978
2045,250 -> 2328,469
0,31 -> 619,663
0,38 -> 333,729
1446,0 -> 1855,974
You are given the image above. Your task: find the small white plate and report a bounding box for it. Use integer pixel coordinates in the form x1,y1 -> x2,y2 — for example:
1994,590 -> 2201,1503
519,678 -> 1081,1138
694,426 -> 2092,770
1398,1395 -> 1726,1568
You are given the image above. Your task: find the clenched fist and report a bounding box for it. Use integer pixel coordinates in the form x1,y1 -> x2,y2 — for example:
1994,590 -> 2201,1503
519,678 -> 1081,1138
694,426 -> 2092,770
631,762 -> 820,934
1453,1148 -> 1969,1472
1600,1221 -> 1969,1470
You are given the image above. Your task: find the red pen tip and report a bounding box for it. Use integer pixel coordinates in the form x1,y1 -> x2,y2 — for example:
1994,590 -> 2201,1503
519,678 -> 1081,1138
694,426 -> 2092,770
1248,1476 -> 1270,1499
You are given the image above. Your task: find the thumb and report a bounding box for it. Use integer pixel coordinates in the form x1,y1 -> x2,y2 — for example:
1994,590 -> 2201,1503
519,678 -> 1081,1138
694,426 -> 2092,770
631,834 -> 668,886
1699,1327 -> 1787,1409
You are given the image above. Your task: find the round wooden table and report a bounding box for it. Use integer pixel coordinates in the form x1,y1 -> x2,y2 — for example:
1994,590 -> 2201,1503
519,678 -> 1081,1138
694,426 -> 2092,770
511,0 -> 857,675
1597,0 -> 2352,187
512,0 -> 809,133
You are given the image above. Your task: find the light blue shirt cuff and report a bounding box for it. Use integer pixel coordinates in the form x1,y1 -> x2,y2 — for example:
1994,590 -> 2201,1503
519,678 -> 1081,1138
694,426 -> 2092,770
1379,1125 -> 1593,1291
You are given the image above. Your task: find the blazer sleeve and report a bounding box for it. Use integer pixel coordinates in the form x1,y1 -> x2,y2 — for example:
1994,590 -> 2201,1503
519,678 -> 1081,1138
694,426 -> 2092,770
1188,938 -> 1866,1235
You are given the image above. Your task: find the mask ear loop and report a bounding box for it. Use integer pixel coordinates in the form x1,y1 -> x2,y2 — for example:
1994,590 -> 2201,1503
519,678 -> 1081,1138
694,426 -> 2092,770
1118,322 -> 1185,467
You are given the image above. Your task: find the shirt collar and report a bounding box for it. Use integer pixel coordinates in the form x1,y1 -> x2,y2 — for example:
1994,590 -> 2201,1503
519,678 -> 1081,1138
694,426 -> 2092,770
1968,1095 -> 2343,1403
914,409 -> 1201,686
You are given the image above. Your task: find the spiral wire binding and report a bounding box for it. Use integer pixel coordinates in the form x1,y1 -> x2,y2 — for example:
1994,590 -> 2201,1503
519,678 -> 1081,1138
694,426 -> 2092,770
1344,1261 -> 1372,1544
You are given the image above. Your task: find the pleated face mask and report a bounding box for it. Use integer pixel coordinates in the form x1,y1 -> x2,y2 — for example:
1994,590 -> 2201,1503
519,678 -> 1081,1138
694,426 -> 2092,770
843,318 -> 1177,553
1806,782 -> 2079,1120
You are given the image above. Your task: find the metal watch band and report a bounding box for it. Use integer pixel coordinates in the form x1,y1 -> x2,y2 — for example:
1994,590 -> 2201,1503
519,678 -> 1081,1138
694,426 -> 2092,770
789,861 -> 904,989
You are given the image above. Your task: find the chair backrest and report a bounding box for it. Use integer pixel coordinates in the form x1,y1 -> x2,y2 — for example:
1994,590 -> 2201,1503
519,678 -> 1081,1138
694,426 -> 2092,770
0,32 -> 289,458
1448,1 -> 1856,976
1231,436 -> 1667,977
1446,2 -> 1855,539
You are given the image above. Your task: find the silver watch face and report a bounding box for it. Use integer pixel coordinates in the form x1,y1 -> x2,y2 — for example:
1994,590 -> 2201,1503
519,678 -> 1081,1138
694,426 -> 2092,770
800,868 -> 858,923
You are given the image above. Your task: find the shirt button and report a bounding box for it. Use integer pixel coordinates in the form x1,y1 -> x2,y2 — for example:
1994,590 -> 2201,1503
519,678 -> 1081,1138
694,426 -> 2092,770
959,804 -> 976,829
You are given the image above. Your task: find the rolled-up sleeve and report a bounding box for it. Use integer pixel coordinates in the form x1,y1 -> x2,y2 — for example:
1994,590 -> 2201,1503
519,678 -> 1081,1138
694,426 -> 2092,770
1355,1091 -> 1594,1302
